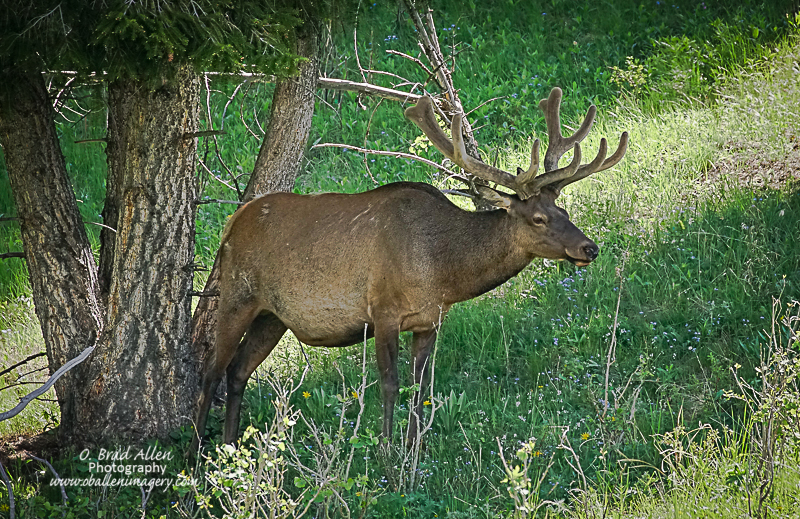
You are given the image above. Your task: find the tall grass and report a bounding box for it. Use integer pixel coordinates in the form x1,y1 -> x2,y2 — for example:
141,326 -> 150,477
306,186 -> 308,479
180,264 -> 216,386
216,32 -> 800,515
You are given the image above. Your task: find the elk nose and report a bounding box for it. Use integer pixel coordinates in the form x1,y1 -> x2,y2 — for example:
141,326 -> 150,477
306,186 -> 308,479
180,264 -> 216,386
583,243 -> 599,261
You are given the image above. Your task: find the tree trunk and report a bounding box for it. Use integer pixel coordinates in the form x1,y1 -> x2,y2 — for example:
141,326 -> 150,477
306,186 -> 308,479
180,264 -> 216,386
0,70 -> 103,441
74,65 -> 201,441
246,24 -> 320,199
190,22 -> 320,393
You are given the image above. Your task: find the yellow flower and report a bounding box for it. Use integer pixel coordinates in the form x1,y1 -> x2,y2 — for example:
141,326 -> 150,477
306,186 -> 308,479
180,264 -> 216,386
532,450 -> 542,457
302,391 -> 311,399
423,400 -> 431,406
356,492 -> 362,497
352,391 -> 358,398
581,432 -> 590,441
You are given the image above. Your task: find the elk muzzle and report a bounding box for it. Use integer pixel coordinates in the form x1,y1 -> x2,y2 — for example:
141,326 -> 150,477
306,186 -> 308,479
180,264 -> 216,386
566,240 -> 599,267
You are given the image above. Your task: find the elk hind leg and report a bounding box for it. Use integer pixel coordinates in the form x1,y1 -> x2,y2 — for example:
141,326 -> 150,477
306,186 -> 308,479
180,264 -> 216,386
408,329 -> 437,444
192,300 -> 261,454
374,320 -> 400,442
224,312 -> 287,444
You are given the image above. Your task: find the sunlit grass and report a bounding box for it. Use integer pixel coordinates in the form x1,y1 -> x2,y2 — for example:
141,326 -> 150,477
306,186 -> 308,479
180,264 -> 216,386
0,297 -> 57,438
225,34 -> 800,515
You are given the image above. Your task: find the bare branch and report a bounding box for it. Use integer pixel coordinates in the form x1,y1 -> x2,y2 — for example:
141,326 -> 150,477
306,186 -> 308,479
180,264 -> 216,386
29,455 -> 67,507
385,50 -> 434,77
440,189 -> 474,198
189,291 -> 220,298
311,143 -> 454,175
184,130 -> 227,139
0,461 -> 14,519
197,157 -> 237,193
318,77 -> 421,104
0,252 -> 24,260
0,353 -> 46,379
0,339 -> 95,423
465,96 -> 507,116
84,221 -> 116,233
204,75 -> 244,201
73,138 -> 107,144
194,199 -> 244,206
219,77 -> 249,130
362,98 -> 384,185
362,68 -> 414,85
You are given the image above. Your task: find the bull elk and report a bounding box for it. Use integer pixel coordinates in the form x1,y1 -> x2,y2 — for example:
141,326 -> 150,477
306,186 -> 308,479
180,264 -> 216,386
192,87 -> 628,450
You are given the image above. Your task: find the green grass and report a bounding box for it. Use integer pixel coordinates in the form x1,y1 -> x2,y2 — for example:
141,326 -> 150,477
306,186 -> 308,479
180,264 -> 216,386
0,298 -> 58,438
1,1 -> 800,517
217,33 -> 800,516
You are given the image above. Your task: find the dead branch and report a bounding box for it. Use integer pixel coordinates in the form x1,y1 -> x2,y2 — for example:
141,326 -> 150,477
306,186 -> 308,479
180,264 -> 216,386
362,98 -> 384,185
29,455 -> 67,507
189,291 -> 220,298
0,460 -> 14,519
362,68 -> 415,85
203,75 -> 244,201
14,365 -> 48,381
0,340 -> 95,423
0,252 -> 24,260
184,130 -> 227,139
84,221 -> 116,233
465,96 -> 507,116
311,143 -> 453,175
0,353 -> 46,379
440,189 -> 474,198
73,138 -> 107,144
385,49 -> 433,77
318,77 -> 421,104
197,157 -> 238,193
194,199 -> 244,206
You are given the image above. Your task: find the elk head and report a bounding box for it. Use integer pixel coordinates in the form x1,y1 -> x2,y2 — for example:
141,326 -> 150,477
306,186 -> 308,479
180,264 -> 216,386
404,88 -> 628,266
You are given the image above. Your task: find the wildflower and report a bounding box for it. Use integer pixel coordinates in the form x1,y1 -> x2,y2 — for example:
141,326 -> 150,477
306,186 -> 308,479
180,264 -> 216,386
423,400 -> 431,406
302,391 -> 311,399
581,432 -> 590,440
352,391 -> 358,398
533,450 -> 542,457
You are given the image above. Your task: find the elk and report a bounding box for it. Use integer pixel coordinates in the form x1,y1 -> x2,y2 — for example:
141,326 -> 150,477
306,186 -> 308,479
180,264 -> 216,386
192,87 -> 628,450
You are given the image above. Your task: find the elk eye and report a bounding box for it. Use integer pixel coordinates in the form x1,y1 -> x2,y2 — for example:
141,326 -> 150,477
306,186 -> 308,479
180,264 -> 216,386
531,215 -> 547,226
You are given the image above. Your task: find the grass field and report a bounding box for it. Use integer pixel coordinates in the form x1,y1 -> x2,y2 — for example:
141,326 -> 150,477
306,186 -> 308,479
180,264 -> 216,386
1,1 -> 799,517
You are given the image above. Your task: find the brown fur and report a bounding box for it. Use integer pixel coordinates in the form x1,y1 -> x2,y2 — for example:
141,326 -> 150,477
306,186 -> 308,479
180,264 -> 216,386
191,181 -> 599,450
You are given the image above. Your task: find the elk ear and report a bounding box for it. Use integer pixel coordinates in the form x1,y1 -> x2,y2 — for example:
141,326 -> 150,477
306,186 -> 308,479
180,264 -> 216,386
476,186 -> 513,210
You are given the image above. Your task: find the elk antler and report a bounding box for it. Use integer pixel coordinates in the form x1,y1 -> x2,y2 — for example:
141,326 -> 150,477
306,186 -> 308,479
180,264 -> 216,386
405,88 -> 628,199
536,87 -> 629,192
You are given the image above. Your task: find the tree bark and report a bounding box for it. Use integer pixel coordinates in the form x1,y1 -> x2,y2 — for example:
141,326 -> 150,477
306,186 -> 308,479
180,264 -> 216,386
190,21 -> 320,393
98,83 -> 125,305
246,24 -> 320,199
75,65 -> 201,441
0,70 -> 103,441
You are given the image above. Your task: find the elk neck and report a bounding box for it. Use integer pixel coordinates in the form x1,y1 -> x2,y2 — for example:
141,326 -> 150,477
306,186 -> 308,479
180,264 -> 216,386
441,208 -> 533,304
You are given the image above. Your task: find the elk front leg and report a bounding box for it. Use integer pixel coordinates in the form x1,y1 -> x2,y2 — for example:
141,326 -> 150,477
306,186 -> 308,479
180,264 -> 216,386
374,320 -> 400,442
408,329 -> 437,444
